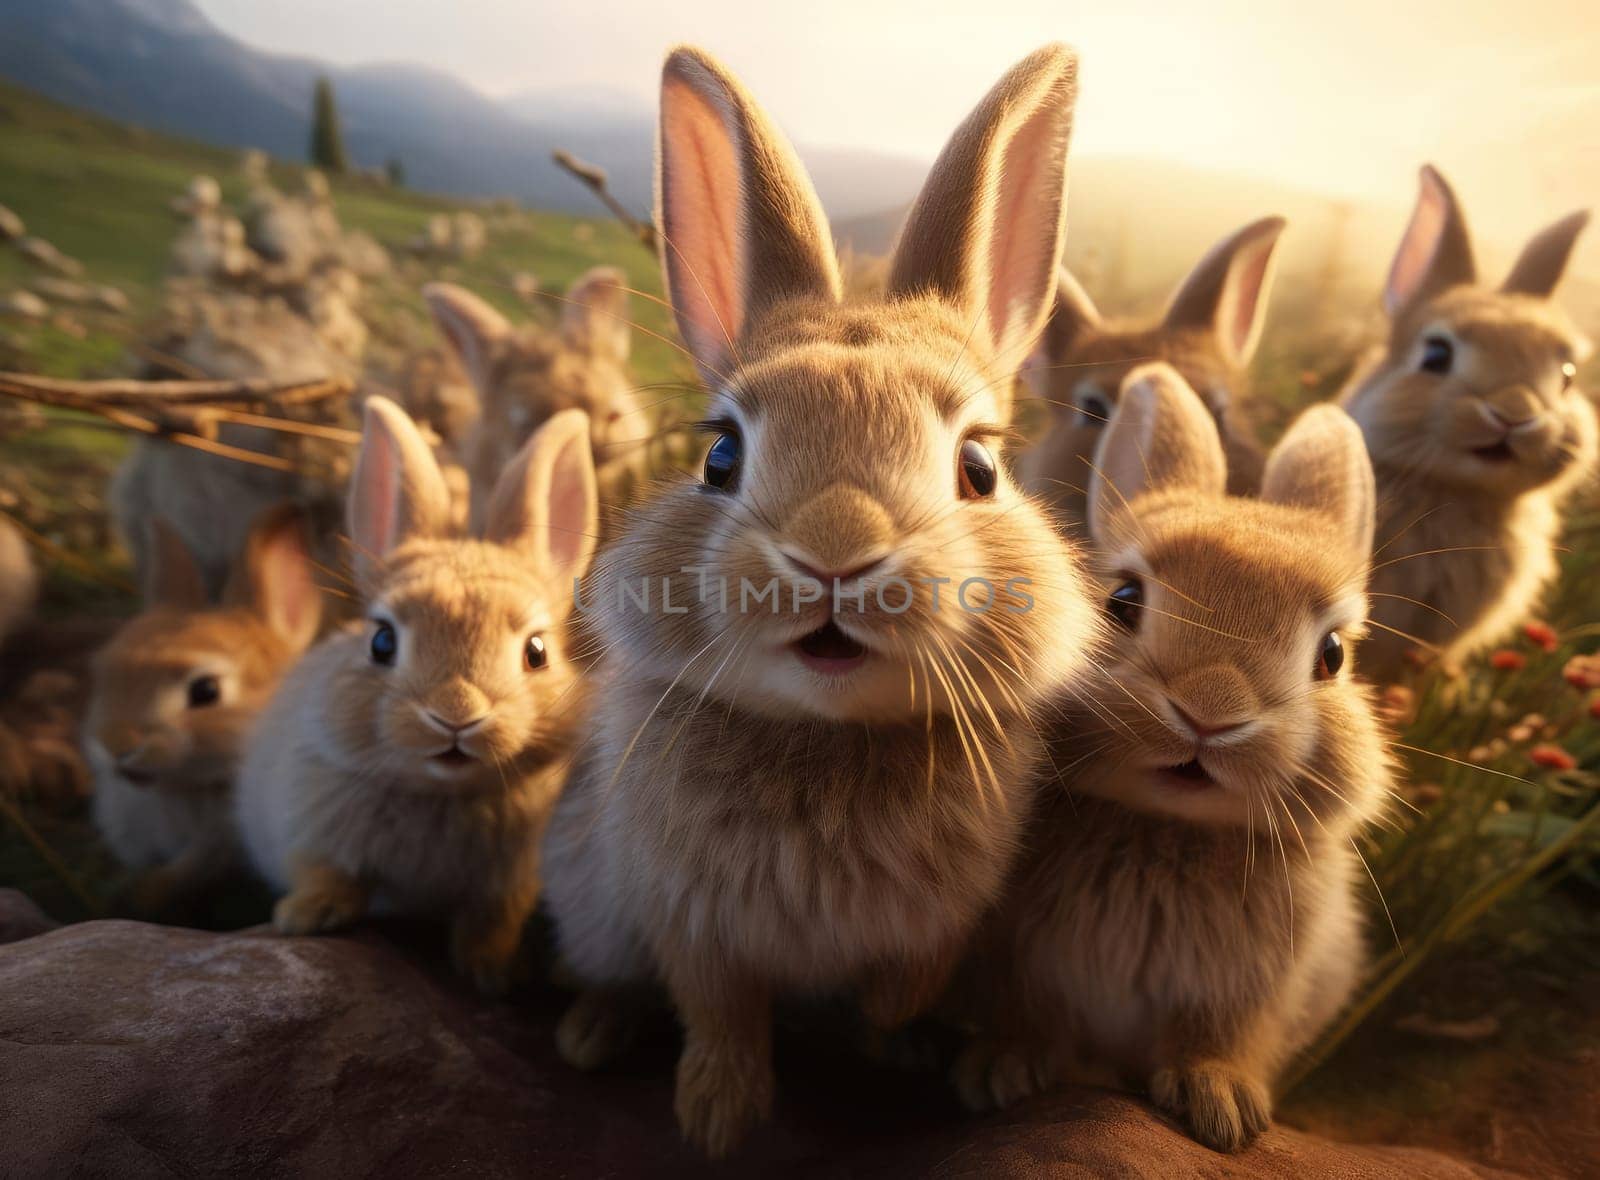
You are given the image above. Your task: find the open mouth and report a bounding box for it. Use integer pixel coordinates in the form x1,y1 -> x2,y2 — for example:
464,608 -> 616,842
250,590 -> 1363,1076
1472,440 -> 1516,463
429,746 -> 477,770
1158,759 -> 1216,790
793,619 -> 868,674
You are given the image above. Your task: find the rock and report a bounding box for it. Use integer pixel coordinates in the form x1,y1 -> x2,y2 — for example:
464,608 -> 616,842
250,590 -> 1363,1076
92,284 -> 131,314
0,290 -> 49,320
170,174 -> 221,217
337,229 -> 390,278
451,211 -> 487,259
15,236 -> 83,276
0,890 -> 56,945
0,918 -> 1505,1178
0,204 -> 23,241
239,149 -> 269,185
510,271 -> 541,304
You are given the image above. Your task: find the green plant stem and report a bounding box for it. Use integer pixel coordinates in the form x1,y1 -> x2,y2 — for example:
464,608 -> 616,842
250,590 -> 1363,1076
1283,796 -> 1600,1092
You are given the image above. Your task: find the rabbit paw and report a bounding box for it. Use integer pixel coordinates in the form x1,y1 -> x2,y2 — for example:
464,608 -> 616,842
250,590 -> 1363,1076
272,884 -> 363,936
952,1037 -> 1055,1111
674,1037 -> 774,1159
1151,1061 -> 1271,1152
556,990 -> 640,1070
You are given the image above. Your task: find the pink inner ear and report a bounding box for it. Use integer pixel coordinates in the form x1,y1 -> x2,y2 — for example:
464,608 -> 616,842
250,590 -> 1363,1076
544,433 -> 591,573
986,100 -> 1063,367
1386,184 -> 1447,314
262,526 -> 317,641
358,430 -> 399,557
660,74 -> 743,375
1227,243 -> 1273,359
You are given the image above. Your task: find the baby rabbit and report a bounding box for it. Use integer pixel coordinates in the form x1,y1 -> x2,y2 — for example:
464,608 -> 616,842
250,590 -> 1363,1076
1017,216 -> 1286,532
955,364 -> 1390,1152
541,45 -> 1096,1157
88,505 -> 322,914
234,396 -> 598,994
423,268 -> 648,525
1340,166 -> 1596,683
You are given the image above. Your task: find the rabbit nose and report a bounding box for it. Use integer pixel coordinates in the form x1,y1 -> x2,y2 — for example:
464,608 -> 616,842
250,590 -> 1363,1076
420,707 -> 489,736
780,547 -> 887,584
1484,388 -> 1542,429
783,485 -> 897,578
1167,701 -> 1249,742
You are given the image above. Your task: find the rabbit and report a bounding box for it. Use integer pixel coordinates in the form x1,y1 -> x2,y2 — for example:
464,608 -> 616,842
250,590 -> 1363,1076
539,44 -> 1097,1158
1016,217 -> 1285,534
234,396 -> 598,994
87,505 -> 323,914
423,267 -> 649,526
952,363 -> 1391,1152
0,514 -> 38,646
1339,166 -> 1597,684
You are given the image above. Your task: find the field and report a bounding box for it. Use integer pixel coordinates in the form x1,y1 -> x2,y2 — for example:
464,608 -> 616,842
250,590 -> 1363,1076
1,79 -> 1597,1173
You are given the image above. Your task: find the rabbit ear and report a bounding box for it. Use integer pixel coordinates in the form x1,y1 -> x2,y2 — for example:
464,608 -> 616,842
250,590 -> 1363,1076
1029,265 -> 1100,369
1163,216 -> 1285,366
1502,209 -> 1590,298
348,397 -> 453,578
560,266 -> 631,362
1261,405 -> 1375,561
225,504 -> 322,651
422,283 -> 511,393
888,44 -> 1078,372
483,408 -> 599,585
143,518 -> 207,609
1087,363 -> 1226,543
657,46 -> 842,384
1384,165 -> 1476,317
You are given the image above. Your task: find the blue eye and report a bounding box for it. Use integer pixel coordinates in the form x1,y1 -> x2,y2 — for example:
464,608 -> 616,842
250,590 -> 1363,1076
1420,335 -> 1453,375
703,432 -> 741,491
370,621 -> 397,666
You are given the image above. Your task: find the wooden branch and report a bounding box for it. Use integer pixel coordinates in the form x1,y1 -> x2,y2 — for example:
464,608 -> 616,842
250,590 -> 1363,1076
0,371 -> 353,407
551,149 -> 658,253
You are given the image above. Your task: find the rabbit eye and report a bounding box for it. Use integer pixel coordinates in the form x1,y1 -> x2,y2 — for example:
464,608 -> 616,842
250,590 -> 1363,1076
958,439 -> 997,499
1419,335 -> 1454,375
1076,391 -> 1110,426
1107,578 -> 1143,630
525,634 -> 548,671
1316,631 -> 1345,680
186,675 -> 221,709
370,621 -> 398,667
703,432 -> 741,491
1560,361 -> 1577,393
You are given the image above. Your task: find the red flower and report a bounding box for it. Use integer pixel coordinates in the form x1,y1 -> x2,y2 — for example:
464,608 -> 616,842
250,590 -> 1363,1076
1530,744 -> 1577,771
1565,655 -> 1600,691
1522,621 -> 1559,652
1489,650 -> 1527,671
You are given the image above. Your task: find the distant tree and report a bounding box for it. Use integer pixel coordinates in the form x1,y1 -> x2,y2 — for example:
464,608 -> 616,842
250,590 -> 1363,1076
385,156 -> 406,188
309,77 -> 348,174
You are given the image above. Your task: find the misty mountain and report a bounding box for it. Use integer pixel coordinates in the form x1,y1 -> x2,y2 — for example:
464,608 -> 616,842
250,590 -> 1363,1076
0,0 -> 929,219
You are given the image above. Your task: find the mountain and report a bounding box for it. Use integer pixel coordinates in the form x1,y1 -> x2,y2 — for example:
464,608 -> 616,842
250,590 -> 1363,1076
0,0 -> 929,218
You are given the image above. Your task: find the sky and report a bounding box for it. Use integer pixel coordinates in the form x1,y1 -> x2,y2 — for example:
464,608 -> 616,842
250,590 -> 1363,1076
194,0 -> 1599,233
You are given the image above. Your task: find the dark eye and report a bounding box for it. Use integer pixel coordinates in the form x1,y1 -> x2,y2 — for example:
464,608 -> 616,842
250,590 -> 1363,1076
186,675 -> 221,709
370,621 -> 397,666
1316,631 -> 1344,679
958,438 -> 997,499
1106,578 -> 1143,630
703,432 -> 741,491
525,634 -> 547,671
1560,361 -> 1577,393
1419,335 -> 1454,375
1078,393 -> 1110,426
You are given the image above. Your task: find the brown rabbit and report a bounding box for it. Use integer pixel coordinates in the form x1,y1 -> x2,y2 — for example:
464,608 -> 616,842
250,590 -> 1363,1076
423,268 -> 648,525
1017,217 -> 1285,532
1340,166 -> 1596,683
540,44 -> 1097,1157
87,505 -> 322,914
234,398 -> 598,994
955,364 -> 1391,1151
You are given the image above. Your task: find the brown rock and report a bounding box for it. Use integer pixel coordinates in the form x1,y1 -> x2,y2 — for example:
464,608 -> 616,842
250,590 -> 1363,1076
0,917 -> 1509,1178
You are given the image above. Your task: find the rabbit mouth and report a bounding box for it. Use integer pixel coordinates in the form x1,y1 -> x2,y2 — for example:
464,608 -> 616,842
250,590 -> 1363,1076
1156,759 -> 1216,790
793,619 -> 869,674
1471,439 -> 1517,463
429,745 -> 478,771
